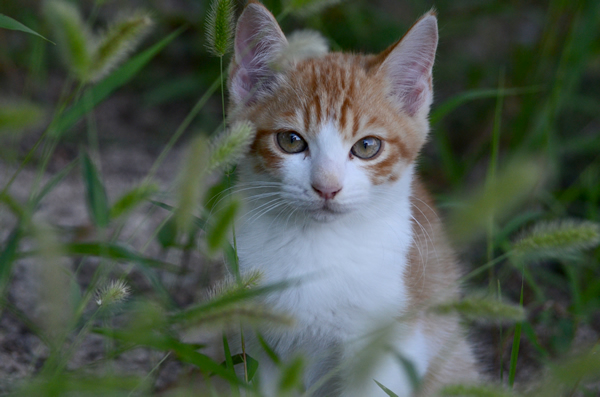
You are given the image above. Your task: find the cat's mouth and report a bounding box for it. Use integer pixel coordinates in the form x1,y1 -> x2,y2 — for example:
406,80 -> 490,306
306,201 -> 349,221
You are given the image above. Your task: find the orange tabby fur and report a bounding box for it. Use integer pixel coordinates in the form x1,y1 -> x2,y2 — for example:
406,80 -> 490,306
227,2 -> 479,395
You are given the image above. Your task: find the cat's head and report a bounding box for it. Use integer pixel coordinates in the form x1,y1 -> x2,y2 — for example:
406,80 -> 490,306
228,2 -> 438,222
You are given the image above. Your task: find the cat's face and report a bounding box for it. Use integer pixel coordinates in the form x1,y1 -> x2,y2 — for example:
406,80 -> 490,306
229,4 -> 438,222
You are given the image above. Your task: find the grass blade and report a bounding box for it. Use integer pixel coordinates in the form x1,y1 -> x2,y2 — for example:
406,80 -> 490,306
206,198 -> 240,255
152,200 -> 208,230
222,333 -> 240,396
81,151 -> 109,228
172,280 -> 295,324
0,226 -> 21,304
278,356 -> 304,392
375,380 -> 399,397
223,353 -> 259,382
430,86 -> 542,126
0,192 -> 24,218
257,332 -> 281,365
96,327 -> 244,385
30,159 -> 79,209
19,242 -> 179,273
508,277 -> 525,387
0,13 -> 54,43
110,183 -> 158,219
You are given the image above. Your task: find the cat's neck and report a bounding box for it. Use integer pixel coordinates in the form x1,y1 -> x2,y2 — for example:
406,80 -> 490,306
235,165 -> 416,281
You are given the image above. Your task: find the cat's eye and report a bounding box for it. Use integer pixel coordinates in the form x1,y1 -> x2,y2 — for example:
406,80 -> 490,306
351,136 -> 382,159
277,131 -> 308,154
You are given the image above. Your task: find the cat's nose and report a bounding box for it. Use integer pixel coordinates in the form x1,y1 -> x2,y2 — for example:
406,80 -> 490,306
312,184 -> 342,200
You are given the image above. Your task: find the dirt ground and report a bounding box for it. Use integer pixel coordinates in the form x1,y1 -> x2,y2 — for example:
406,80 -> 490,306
1,3 -> 599,391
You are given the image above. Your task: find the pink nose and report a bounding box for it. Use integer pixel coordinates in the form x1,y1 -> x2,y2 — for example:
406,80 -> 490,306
312,184 -> 342,200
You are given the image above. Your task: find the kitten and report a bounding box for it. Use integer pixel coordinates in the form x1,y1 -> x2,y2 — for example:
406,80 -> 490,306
226,2 -> 479,396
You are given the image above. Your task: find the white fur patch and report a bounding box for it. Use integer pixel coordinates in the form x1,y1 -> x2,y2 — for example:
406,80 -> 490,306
235,120 -> 421,394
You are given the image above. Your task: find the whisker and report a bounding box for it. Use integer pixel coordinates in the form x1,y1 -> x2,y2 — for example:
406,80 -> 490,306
242,199 -> 287,227
245,201 -> 289,227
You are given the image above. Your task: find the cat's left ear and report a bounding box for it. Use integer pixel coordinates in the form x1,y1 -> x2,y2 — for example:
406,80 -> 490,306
376,11 -> 438,118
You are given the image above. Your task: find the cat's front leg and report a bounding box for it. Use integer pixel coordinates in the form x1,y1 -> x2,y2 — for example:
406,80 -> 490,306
339,322 -> 430,397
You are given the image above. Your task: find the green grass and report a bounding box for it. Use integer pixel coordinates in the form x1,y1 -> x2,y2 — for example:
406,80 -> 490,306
0,0 -> 599,395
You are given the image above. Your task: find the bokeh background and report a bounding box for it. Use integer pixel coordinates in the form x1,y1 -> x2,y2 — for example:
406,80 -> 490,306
1,0 -> 599,395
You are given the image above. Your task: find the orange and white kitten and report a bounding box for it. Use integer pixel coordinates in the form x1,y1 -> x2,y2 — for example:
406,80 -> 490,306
227,2 -> 478,396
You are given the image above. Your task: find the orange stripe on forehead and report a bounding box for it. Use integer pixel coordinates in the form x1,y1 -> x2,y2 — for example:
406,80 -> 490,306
302,101 -> 310,132
339,97 -> 351,131
313,93 -> 322,126
352,109 -> 361,137
366,115 -> 382,129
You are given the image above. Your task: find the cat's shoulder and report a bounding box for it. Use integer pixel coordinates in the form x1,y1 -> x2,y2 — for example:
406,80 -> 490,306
407,177 -> 462,304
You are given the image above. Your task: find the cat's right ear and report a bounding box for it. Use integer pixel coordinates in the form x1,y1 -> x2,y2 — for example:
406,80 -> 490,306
229,2 -> 287,106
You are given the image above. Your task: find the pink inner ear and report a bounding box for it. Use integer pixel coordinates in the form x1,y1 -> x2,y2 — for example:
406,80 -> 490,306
381,14 -> 438,117
230,3 -> 287,105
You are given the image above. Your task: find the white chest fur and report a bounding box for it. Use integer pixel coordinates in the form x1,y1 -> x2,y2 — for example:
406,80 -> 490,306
235,168 -> 415,350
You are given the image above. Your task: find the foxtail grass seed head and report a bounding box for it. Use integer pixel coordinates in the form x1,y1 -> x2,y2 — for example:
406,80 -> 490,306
205,0 -> 235,57
95,279 -> 131,307
208,271 -> 263,300
87,11 -> 153,82
208,120 -> 256,171
432,295 -> 525,324
512,219 -> 600,261
284,0 -> 343,17
180,272 -> 292,329
183,303 -> 294,330
43,0 -> 92,80
175,135 -> 210,233
274,30 -> 328,70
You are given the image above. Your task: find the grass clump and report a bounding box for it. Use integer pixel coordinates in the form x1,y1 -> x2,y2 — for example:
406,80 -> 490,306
0,0 -> 599,396
44,0 -> 153,83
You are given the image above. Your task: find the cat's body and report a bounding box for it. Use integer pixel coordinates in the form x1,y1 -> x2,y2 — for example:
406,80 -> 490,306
227,2 -> 478,396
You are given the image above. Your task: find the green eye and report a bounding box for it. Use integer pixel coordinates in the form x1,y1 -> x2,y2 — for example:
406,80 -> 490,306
351,136 -> 382,159
277,131 -> 308,154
